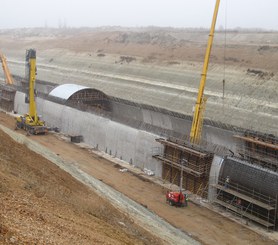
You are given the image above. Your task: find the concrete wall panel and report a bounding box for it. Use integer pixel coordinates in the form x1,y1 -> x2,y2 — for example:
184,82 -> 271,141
134,131 -> 163,177
14,92 -> 163,176
203,126 -> 237,153
142,109 -> 173,130
112,102 -> 143,122
104,122 -> 138,162
14,92 -> 28,114
37,99 -> 64,127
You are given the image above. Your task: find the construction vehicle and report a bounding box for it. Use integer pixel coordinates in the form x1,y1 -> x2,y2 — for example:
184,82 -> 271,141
166,159 -> 188,207
0,51 -> 15,85
15,49 -> 48,135
166,191 -> 188,207
190,0 -> 220,144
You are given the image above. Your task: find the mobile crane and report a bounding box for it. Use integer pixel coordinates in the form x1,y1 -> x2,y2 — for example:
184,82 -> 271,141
190,0 -> 220,144
15,49 -> 48,135
0,51 -> 14,85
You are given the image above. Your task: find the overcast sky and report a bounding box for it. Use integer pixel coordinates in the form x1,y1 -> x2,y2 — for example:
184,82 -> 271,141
1,0 -> 278,30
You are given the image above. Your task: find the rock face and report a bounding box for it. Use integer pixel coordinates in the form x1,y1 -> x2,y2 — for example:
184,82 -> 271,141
0,27 -> 277,136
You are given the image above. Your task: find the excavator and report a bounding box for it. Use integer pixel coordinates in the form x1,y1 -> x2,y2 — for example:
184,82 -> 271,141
15,49 -> 48,135
166,0 -> 220,207
0,51 -> 15,85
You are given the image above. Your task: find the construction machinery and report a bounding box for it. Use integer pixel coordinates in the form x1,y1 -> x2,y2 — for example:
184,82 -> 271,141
0,51 -> 14,85
15,49 -> 48,135
166,191 -> 188,207
190,0 -> 220,144
166,159 -> 188,207
166,1 -> 220,206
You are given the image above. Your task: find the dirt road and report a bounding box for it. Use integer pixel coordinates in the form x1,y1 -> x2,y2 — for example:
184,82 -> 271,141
0,112 -> 276,245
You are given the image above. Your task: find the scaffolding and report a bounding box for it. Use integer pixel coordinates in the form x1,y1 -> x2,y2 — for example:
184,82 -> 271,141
211,177 -> 277,230
153,137 -> 213,196
67,88 -> 112,113
234,132 -> 278,172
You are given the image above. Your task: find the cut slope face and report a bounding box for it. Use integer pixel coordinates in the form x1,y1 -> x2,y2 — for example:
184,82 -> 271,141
1,28 -> 277,136
0,129 -> 161,245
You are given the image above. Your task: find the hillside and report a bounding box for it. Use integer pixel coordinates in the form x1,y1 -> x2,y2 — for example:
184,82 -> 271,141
0,128 -> 160,244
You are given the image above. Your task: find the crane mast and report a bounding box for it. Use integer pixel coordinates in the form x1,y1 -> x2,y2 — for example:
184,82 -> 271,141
16,49 -> 48,135
26,49 -> 38,121
190,0 -> 221,144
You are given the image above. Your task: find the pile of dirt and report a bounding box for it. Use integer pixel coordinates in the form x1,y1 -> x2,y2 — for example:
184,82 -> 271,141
0,129 -> 161,244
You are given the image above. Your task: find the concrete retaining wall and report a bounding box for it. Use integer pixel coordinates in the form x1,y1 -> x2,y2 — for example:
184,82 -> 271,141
111,100 -> 237,154
13,90 -> 235,180
14,91 -> 163,177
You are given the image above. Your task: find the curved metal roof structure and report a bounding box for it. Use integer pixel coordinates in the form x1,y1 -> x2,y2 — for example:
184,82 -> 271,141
49,84 -> 88,100
48,83 -> 112,112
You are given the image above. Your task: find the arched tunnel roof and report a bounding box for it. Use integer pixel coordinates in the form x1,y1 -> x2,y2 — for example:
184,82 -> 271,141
49,84 -> 89,100
49,83 -> 112,112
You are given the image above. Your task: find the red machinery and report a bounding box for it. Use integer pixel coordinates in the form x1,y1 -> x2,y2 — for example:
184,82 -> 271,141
166,191 -> 188,207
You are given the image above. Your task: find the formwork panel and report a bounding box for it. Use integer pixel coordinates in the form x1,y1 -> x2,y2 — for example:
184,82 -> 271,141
156,138 -> 213,196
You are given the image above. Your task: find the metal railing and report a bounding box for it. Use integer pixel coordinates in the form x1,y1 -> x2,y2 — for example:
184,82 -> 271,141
218,177 -> 276,207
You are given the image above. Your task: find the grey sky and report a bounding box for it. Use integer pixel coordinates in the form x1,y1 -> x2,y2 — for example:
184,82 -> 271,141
1,0 -> 278,30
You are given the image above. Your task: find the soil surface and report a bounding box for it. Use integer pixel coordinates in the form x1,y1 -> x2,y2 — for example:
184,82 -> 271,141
0,111 -> 276,245
0,114 -> 161,244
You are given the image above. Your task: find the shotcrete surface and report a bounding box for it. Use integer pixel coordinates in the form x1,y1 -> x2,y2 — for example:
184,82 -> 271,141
0,28 -> 277,136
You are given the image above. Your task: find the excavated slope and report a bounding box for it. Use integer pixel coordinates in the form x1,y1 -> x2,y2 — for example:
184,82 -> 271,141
0,28 -> 277,136
0,129 -> 161,244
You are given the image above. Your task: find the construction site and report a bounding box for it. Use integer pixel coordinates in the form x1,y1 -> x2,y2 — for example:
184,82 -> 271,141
0,1 -> 278,244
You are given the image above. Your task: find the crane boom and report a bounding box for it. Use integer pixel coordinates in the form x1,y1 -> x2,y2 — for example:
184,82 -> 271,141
26,49 -> 38,121
190,0 -> 220,144
16,49 -> 48,135
0,51 -> 14,85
